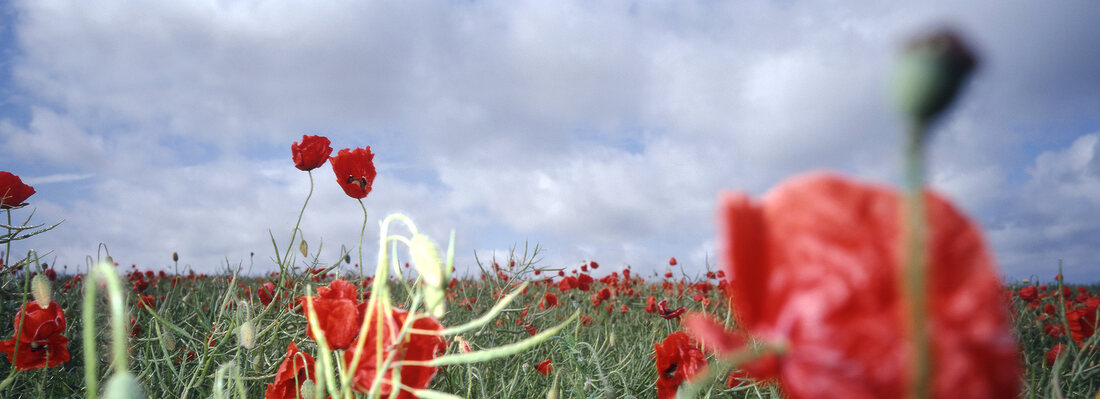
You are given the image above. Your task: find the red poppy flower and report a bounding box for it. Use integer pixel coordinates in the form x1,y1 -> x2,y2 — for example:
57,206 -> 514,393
302,279 -> 362,349
291,134 -> 334,171
0,171 -> 36,209
540,293 -> 558,310
0,301 -> 71,370
1066,297 -> 1100,344
685,172 -> 1020,399
258,282 -> 278,306
536,359 -> 553,376
265,342 -> 316,399
1017,286 -> 1038,303
344,306 -> 447,397
654,331 -> 707,399
1045,344 -> 1067,366
669,257 -> 678,266
557,276 -> 577,292
329,147 -> 377,199
656,300 -> 685,320
576,273 -> 594,291
646,296 -> 658,314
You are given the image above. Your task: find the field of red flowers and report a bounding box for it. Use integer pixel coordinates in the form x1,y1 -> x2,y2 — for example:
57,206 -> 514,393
0,249 -> 1098,398
2,29 -> 1099,398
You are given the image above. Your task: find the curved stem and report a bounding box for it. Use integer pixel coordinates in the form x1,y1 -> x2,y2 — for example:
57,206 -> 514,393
281,171 -> 315,273
83,262 -> 132,399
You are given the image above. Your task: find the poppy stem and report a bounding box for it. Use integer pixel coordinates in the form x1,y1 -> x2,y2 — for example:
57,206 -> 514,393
358,198 -> 368,281
903,120 -> 930,399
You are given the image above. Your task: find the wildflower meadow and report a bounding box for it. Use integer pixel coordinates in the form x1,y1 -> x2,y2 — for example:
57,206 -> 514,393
1,28 -> 1099,399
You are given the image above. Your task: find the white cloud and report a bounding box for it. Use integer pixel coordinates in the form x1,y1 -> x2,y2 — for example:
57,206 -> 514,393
3,1 -> 1099,282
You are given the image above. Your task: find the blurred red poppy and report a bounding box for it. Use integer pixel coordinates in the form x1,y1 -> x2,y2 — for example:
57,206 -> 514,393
291,135 -> 334,171
0,301 -> 70,370
654,331 -> 706,399
540,292 -> 558,310
0,171 -> 35,209
265,342 -> 316,399
669,257 -> 678,266
536,359 -> 553,376
329,147 -> 377,199
656,300 -> 685,320
344,306 -> 447,397
685,172 -> 1020,399
258,282 -> 278,306
302,279 -> 362,349
1018,286 -> 1038,303
645,296 -> 658,314
1066,297 -> 1100,344
1045,344 -> 1067,366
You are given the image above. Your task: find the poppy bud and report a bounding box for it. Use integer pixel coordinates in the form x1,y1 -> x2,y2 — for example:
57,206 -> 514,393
299,240 -> 309,258
546,372 -> 559,399
300,380 -> 316,399
410,233 -> 449,318
31,273 -> 51,308
172,252 -> 179,262
102,372 -> 146,399
891,28 -> 978,125
162,332 -> 176,351
238,320 -> 256,350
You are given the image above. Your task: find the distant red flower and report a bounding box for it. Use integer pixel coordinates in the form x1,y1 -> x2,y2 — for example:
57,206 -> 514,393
292,134 -> 334,171
656,300 -> 685,320
136,294 -> 156,310
540,293 -> 558,310
0,172 -> 35,209
589,261 -> 599,269
344,306 -> 447,397
303,279 -> 362,349
669,257 -> 678,266
258,282 -> 278,306
1045,344 -> 1067,366
0,301 -> 70,370
1066,297 -> 1100,344
536,359 -> 553,376
685,172 -> 1020,399
654,331 -> 707,399
646,296 -> 658,314
265,342 -> 316,399
1018,286 -> 1038,303
576,273 -> 594,291
329,147 -> 377,199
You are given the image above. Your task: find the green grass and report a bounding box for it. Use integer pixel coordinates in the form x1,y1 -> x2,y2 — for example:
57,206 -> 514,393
0,254 -> 1098,398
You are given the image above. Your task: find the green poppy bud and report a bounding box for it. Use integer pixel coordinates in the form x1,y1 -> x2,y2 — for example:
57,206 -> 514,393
31,274 -> 51,308
102,372 -> 146,399
238,320 -> 256,350
891,28 -> 978,125
410,233 -> 449,318
299,239 -> 309,258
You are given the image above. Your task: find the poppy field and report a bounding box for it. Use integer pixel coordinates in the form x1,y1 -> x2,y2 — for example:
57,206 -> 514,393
2,29 -> 1100,399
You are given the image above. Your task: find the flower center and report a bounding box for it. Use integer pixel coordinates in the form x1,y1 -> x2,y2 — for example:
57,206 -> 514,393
345,176 -> 369,191
663,362 -> 678,380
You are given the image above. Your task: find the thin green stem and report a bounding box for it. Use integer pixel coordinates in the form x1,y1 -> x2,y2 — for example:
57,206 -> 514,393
83,262 -> 132,399
903,121 -> 929,399
358,198 -> 368,281
281,171 -> 315,277
3,210 -> 11,271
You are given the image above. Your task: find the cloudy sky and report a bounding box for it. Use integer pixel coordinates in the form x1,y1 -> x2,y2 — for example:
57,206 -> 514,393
1,1 -> 1098,282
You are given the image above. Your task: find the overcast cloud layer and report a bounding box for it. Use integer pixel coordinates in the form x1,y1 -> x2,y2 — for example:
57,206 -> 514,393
2,1 -> 1098,282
